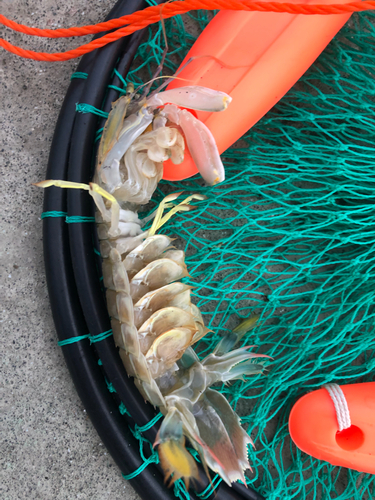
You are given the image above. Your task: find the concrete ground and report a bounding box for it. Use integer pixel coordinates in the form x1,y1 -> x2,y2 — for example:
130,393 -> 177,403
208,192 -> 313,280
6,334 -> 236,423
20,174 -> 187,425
1,1 -> 141,499
3,3 -> 371,500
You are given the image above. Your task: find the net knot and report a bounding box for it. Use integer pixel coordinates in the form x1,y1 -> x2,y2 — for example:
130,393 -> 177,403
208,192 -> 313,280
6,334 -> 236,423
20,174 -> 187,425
131,413 -> 163,440
336,213 -> 346,221
352,258 -> 362,267
365,358 -> 375,370
299,342 -> 310,353
106,381 -> 116,393
315,358 -> 323,369
340,236 -> 351,244
268,295 -> 279,305
118,402 -> 131,416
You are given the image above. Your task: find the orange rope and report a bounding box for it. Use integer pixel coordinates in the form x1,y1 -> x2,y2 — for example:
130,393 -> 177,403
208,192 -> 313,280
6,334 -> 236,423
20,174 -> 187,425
0,10 -> 162,38
1,0 -> 374,62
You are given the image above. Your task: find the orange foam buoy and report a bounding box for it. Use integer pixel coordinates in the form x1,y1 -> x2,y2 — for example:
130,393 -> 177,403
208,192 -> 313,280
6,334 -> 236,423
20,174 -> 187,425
289,382 -> 375,474
162,0 -> 352,181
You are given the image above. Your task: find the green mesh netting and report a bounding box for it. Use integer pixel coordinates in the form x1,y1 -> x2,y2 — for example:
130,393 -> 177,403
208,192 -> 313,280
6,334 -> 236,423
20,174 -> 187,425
92,8 -> 375,500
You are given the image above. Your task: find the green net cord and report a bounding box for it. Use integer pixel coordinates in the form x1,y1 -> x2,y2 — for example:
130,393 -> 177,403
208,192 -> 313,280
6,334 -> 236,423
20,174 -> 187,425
86,10 -> 375,500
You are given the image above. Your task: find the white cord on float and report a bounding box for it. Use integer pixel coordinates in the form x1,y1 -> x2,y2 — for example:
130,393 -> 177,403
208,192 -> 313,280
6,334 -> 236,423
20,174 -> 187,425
324,383 -> 351,432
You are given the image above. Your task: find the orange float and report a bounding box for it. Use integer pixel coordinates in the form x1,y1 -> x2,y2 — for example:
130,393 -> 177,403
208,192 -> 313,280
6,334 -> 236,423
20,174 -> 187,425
289,383 -> 375,474
162,0 -> 352,180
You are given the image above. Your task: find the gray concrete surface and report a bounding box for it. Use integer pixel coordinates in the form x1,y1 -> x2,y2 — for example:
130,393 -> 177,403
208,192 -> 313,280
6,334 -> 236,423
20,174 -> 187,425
1,1 -> 141,499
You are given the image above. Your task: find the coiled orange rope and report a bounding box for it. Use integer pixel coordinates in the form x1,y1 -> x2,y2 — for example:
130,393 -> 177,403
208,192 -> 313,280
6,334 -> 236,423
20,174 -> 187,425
1,0 -> 374,62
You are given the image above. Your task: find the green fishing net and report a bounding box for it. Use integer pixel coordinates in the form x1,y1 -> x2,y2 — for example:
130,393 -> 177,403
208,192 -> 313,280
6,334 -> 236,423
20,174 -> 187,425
90,7 -> 375,500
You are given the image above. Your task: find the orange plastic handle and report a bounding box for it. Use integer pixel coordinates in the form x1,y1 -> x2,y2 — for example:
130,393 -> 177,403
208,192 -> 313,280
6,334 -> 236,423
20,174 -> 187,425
163,0 -> 352,181
289,382 -> 375,473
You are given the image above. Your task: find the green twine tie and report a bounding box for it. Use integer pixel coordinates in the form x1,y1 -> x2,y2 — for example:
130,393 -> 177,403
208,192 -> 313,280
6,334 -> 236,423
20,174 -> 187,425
89,329 -> 113,343
119,401 -> 131,417
71,72 -> 88,80
58,329 -> 112,346
58,335 -> 89,346
105,378 -> 116,393
65,216 -> 95,223
76,103 -> 109,118
41,211 -> 68,219
95,127 -> 104,143
40,212 -> 95,223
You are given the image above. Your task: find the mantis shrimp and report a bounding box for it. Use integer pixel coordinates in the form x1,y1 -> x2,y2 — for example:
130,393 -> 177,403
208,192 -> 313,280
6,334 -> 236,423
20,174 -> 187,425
36,82 -> 269,487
